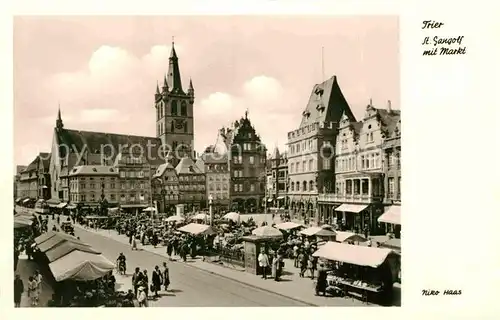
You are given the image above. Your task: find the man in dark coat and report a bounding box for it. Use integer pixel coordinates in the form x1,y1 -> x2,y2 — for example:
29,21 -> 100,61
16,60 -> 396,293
14,274 -> 24,307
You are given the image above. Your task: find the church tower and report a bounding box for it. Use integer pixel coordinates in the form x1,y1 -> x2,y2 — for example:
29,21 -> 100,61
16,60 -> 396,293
155,40 -> 195,166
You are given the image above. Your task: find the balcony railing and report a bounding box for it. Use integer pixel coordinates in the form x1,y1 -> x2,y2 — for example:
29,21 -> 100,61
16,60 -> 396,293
318,193 -> 383,204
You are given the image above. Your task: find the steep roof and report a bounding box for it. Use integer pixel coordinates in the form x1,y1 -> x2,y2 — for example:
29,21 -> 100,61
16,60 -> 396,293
69,165 -> 119,176
175,157 -> 203,175
153,162 -> 175,178
195,158 -> 205,173
55,128 -> 164,165
299,75 -> 355,128
375,108 -> 401,137
271,147 -> 280,160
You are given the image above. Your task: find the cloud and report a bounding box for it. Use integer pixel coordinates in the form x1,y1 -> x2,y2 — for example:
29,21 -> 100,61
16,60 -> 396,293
194,75 -> 298,154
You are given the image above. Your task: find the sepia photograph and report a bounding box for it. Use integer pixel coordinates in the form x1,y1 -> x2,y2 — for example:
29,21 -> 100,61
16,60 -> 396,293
13,15 -> 401,308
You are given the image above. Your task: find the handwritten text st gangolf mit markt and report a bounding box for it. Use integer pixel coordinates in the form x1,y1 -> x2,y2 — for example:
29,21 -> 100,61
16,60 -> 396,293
421,20 -> 467,56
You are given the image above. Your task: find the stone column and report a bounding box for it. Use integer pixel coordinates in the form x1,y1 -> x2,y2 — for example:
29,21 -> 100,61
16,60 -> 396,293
368,178 -> 372,197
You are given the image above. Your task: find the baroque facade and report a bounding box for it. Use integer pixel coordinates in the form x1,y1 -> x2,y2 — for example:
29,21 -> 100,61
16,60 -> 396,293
220,113 -> 267,213
152,162 -> 180,214
287,76 -> 354,225
317,100 -> 400,234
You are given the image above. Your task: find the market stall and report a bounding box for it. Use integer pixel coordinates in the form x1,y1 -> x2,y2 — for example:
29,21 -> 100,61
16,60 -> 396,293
45,241 -> 101,263
49,250 -> 115,282
251,226 -> 283,238
335,231 -> 367,244
177,223 -> 214,235
222,212 -> 240,223
275,221 -> 303,231
191,213 -> 209,222
165,215 -> 185,223
312,241 -> 400,305
37,233 -> 90,253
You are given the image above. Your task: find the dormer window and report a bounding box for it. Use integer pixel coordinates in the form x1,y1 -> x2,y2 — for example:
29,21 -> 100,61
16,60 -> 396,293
314,87 -> 324,97
92,168 -> 97,172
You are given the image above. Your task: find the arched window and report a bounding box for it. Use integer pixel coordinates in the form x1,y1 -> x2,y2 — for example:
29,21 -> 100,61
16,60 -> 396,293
171,100 -> 178,115
160,103 -> 163,118
303,181 -> 307,191
181,101 -> 187,116
309,180 -> 314,191
291,182 -> 294,191
184,122 -> 188,133
170,121 -> 174,132
157,107 -> 160,120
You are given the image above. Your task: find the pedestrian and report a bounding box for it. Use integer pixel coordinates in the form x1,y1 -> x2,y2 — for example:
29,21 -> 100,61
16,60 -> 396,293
137,287 -> 147,307
152,266 -> 162,298
142,269 -> 149,299
132,267 -> 143,297
257,248 -> 269,279
34,270 -> 43,303
14,274 -> 24,307
162,261 -> 170,291
151,233 -> 159,248
307,255 -> 314,278
299,251 -> 307,278
166,240 -> 173,260
28,276 -> 38,306
315,263 -> 328,296
131,234 -> 137,251
293,244 -> 299,268
14,247 -> 19,271
272,253 -> 278,281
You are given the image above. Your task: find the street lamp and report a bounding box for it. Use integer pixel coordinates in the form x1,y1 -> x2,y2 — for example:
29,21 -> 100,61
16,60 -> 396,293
161,188 -> 166,215
209,194 -> 214,226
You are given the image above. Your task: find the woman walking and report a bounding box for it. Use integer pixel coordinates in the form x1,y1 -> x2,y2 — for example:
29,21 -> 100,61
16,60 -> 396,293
162,261 -> 170,291
152,266 -> 162,298
142,269 -> 149,299
137,287 -> 147,307
28,276 -> 38,306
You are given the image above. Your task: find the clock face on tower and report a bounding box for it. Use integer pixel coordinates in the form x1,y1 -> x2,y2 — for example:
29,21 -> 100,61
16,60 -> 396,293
175,119 -> 186,130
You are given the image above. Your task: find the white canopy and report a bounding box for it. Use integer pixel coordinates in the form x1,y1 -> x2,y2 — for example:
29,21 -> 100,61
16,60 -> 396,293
177,223 -> 214,235
251,226 -> 283,238
300,225 -> 336,237
335,231 -> 367,243
335,204 -> 368,213
192,213 -> 209,220
222,212 -> 240,222
275,221 -> 303,231
143,207 -> 157,212
49,250 -> 115,282
312,241 -> 396,268
165,215 -> 185,222
378,206 -> 401,225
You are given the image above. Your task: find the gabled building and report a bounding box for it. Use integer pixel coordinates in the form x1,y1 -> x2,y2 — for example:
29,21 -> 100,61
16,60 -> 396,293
152,162 -> 179,214
318,100 -> 400,234
221,112 -> 267,213
175,156 -> 206,212
17,153 -> 51,203
49,108 -> 164,206
14,165 -> 27,201
287,76 -> 354,225
154,41 -> 195,166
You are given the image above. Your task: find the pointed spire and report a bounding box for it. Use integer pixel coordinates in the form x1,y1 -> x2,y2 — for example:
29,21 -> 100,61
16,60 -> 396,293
167,38 -> 183,91
189,78 -> 194,90
56,103 -> 64,130
156,81 -> 160,94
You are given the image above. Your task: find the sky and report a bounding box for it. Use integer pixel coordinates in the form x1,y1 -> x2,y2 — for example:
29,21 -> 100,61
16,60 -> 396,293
13,16 -> 399,168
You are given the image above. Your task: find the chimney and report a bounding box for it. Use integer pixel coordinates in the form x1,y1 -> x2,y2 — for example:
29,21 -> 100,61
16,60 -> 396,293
387,100 -> 392,112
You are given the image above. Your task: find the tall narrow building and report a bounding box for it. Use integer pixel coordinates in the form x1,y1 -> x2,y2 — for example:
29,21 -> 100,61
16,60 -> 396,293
154,41 -> 195,166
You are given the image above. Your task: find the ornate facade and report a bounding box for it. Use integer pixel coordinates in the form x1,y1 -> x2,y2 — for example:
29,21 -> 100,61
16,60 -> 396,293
317,100 -> 400,234
221,113 -> 267,213
201,151 -> 230,212
152,162 -> 180,214
175,156 -> 206,213
266,147 -> 288,209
